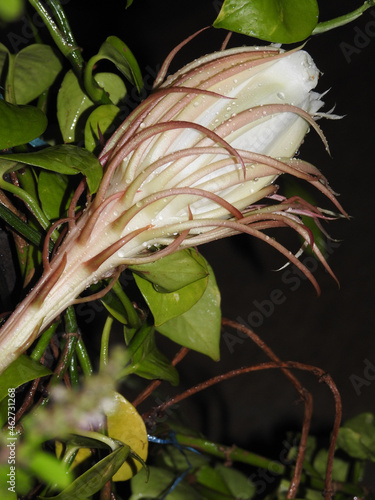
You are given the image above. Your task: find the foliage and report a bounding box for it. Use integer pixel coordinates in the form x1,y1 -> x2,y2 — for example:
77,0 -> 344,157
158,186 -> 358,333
0,1 -> 373,499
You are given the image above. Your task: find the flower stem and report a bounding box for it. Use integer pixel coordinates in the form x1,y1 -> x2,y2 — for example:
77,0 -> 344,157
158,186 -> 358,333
313,1 -> 375,35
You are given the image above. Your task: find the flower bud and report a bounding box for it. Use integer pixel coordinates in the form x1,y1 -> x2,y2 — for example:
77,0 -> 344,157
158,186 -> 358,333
0,39 -> 345,373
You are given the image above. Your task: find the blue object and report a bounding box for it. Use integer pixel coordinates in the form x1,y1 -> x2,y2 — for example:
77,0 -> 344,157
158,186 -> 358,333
147,432 -> 203,499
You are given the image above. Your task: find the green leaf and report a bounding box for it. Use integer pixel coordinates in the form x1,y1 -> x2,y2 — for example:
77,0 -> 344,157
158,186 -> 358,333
156,262 -> 221,361
312,449 -> 349,482
57,69 -> 94,143
216,464 -> 257,499
0,145 -> 103,194
95,72 -> 127,105
160,447 -> 208,473
11,45 -> 62,104
0,354 -> 51,402
97,36 -> 143,92
84,104 -> 120,152
213,0 -> 319,43
99,288 -> 129,324
0,0 -> 24,22
0,468 -> 18,499
57,70 -> 126,143
38,171 -> 73,220
337,413 -> 375,461
195,465 -> 232,497
127,328 -> 179,385
43,444 -> 130,499
130,466 -> 201,500
130,249 -> 209,293
28,451 -> 72,489
60,433 -> 113,450
134,272 -> 208,326
0,100 -> 47,149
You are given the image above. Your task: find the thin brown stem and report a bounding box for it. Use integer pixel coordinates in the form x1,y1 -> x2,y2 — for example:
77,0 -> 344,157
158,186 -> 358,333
132,347 -> 189,408
143,361 -> 341,500
222,318 -> 313,498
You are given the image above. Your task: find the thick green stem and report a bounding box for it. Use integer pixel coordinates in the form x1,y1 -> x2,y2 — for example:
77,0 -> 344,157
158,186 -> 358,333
30,322 -> 58,361
175,433 -> 285,472
100,315 -> 114,372
0,200 -> 52,250
84,55 -> 113,104
0,178 -> 58,241
313,1 -> 375,35
112,280 -> 140,329
28,0 -> 83,76
75,337 -> 93,377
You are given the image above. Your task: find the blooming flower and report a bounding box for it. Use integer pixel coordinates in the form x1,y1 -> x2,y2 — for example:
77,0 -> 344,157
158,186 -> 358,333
0,35 -> 345,373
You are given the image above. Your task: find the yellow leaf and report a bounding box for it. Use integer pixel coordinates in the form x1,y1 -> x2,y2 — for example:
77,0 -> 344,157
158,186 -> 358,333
56,392 -> 148,482
106,392 -> 148,481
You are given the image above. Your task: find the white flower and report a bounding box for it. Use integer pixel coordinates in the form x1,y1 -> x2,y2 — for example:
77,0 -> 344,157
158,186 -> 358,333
0,39 -> 345,373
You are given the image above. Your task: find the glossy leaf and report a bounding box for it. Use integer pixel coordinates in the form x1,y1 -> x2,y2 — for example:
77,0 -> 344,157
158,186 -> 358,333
0,145 -> 103,194
106,392 -> 148,481
84,104 -> 120,152
0,354 -> 51,402
156,262 -> 221,360
213,0 -> 319,43
130,466 -> 201,500
57,70 -> 126,143
130,249 -> 209,293
43,444 -> 131,499
9,44 -> 62,104
336,413 -> 375,461
38,171 -> 73,220
134,272 -> 208,326
0,99 -> 47,149
57,69 -> 94,143
97,36 -> 143,92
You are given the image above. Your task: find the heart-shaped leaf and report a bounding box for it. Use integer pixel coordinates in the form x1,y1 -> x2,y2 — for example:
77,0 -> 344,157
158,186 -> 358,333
130,249 -> 208,293
11,44 -> 62,104
134,273 -> 208,326
213,0 -> 319,43
84,104 -> 120,152
156,262 -> 221,360
0,100 -> 47,149
38,171 -> 73,220
57,70 -> 126,143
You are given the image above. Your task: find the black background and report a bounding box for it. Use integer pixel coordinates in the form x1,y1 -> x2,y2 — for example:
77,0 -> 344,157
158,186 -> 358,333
1,0 -> 375,492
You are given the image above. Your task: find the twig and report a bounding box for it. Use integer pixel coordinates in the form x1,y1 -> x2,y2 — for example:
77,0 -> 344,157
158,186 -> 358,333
222,318 -> 313,498
143,361 -> 341,500
132,347 -> 189,408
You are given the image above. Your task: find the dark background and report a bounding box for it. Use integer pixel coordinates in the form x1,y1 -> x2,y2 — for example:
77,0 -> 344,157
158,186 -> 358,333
1,0 -> 375,492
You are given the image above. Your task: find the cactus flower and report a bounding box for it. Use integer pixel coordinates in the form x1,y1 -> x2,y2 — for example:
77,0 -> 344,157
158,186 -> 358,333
0,37 -> 345,373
